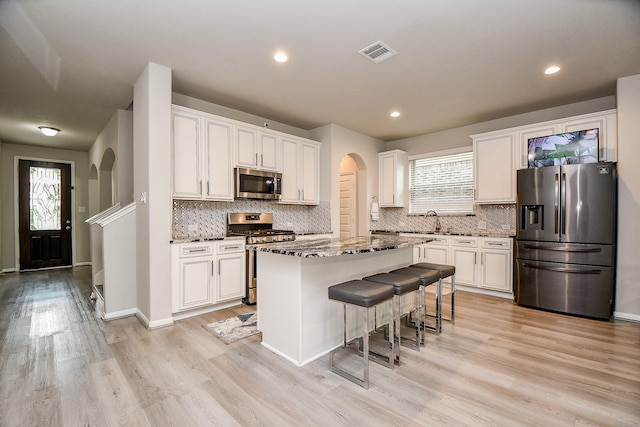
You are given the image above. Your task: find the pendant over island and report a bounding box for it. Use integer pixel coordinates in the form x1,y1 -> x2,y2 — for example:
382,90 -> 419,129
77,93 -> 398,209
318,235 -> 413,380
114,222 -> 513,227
252,234 -> 432,366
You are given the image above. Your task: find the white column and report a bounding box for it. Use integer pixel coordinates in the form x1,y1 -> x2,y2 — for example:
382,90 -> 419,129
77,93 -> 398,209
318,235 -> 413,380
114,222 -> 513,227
133,62 -> 173,327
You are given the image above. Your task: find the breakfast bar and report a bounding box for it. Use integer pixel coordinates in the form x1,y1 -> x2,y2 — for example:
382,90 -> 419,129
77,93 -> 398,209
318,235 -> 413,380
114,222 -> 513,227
252,235 -> 431,366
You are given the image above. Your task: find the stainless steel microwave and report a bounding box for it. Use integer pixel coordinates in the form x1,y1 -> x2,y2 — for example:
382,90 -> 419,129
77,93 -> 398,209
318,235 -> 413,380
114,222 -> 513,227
235,168 -> 282,200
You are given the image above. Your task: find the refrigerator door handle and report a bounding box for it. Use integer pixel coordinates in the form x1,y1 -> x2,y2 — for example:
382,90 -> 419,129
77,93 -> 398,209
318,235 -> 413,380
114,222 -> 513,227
522,244 -> 603,253
554,173 -> 560,235
561,173 -> 567,236
523,263 -> 602,274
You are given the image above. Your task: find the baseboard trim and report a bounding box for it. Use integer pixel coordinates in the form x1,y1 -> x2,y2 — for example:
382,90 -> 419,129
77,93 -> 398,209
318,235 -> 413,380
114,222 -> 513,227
103,308 -> 137,321
74,262 -> 92,267
613,311 -> 640,323
136,310 -> 174,329
1,268 -> 18,274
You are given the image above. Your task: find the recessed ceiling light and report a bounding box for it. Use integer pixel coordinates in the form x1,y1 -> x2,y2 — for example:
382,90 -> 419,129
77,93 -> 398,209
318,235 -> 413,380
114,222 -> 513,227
274,52 -> 288,63
545,66 -> 560,75
390,111 -> 400,118
39,126 -> 60,136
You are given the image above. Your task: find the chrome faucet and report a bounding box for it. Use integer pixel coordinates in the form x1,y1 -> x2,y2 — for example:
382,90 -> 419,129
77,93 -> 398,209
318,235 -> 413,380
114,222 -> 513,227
425,210 -> 441,232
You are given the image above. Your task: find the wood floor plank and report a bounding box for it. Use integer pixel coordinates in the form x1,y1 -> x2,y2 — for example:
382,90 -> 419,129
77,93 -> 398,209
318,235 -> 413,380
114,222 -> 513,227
1,266 -> 639,426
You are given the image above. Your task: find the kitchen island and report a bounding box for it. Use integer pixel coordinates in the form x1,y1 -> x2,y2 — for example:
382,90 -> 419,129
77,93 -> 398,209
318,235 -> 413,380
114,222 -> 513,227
252,235 -> 431,366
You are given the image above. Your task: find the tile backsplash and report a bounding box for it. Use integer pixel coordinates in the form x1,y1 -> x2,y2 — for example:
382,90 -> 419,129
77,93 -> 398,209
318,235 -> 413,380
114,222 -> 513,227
172,200 -> 331,240
371,204 -> 516,235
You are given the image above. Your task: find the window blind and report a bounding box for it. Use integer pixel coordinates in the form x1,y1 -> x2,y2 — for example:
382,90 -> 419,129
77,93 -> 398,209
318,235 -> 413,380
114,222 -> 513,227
409,151 -> 473,214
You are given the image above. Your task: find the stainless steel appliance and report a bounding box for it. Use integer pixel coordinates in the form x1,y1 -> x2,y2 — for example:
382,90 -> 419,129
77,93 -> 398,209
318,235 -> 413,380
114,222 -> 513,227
515,162 -> 617,319
235,168 -> 282,200
227,213 -> 295,304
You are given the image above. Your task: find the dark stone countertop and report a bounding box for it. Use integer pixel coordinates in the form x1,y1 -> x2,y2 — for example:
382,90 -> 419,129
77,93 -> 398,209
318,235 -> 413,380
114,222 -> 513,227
249,235 -> 431,258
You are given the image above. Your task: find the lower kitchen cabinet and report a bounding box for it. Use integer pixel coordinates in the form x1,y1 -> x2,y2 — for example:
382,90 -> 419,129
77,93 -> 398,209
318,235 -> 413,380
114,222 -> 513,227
171,240 -> 246,314
402,233 -> 513,296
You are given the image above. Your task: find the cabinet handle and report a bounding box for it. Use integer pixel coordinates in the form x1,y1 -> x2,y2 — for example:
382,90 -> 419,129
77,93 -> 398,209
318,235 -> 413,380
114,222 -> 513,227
474,252 -> 477,264
217,259 -> 221,275
211,260 -> 214,276
459,240 -> 473,244
207,181 -> 210,195
486,242 -> 503,246
199,180 -> 202,193
255,153 -> 258,166
301,189 -> 304,200
260,154 -> 264,167
481,253 -> 484,265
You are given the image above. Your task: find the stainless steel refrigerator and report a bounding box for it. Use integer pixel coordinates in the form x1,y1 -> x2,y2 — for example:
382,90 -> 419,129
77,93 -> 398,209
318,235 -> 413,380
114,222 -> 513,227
515,162 -> 617,319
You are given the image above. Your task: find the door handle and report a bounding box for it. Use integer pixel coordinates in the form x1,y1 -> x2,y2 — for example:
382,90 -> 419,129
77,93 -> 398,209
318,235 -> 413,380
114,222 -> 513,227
554,173 -> 559,234
65,226 -> 71,230
66,220 -> 71,224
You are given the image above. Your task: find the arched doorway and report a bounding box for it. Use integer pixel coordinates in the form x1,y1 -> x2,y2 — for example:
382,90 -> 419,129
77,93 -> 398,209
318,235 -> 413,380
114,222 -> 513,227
339,154 -> 367,238
98,148 -> 115,211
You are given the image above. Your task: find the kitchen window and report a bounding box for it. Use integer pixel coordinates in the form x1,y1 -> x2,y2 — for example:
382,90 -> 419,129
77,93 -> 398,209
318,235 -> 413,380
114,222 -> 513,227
409,149 -> 473,214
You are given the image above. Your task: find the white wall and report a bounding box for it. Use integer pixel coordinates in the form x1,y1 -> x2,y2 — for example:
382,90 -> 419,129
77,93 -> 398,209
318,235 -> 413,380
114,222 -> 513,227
615,74 -> 640,320
134,63 -> 173,328
310,124 -> 385,236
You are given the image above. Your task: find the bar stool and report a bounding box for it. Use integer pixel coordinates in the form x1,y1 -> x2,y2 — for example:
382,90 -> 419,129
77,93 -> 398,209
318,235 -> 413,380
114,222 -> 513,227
389,267 -> 441,342
328,279 -> 395,389
411,262 -> 456,333
361,272 -> 421,364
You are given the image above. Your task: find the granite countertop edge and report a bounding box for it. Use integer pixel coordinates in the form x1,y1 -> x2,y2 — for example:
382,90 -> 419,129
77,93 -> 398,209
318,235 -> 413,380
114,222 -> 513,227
373,229 -> 515,238
170,236 -> 245,244
250,236 -> 431,258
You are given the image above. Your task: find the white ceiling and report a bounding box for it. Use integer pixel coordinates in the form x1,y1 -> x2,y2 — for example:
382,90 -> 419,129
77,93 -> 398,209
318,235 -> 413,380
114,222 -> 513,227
1,0 -> 639,151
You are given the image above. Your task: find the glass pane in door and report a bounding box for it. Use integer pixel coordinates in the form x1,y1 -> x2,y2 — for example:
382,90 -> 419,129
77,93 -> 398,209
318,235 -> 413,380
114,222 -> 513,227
29,166 -> 61,230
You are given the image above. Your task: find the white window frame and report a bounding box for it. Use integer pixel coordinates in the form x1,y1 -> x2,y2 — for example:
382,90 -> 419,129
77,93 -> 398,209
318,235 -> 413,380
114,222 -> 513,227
408,147 -> 474,215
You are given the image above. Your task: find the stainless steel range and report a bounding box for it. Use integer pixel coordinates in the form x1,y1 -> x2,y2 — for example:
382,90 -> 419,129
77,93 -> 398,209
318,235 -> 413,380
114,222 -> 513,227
227,213 -> 295,304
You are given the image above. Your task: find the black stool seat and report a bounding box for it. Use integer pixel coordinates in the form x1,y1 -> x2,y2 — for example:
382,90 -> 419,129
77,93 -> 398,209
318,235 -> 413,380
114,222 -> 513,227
328,280 -> 395,307
412,262 -> 455,278
362,273 -> 420,295
390,267 -> 440,285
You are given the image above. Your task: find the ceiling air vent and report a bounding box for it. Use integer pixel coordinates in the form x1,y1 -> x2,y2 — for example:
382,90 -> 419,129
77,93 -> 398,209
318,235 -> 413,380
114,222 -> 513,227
359,41 -> 397,63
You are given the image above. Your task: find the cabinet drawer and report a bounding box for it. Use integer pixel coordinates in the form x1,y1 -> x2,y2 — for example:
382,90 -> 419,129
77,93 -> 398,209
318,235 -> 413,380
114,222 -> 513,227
426,236 -> 449,246
452,237 -> 479,247
482,239 -> 511,250
180,243 -> 213,258
217,241 -> 245,254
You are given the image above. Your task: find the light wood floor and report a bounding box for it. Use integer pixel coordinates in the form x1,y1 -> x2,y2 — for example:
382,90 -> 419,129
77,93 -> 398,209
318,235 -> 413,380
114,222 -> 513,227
1,267 -> 639,426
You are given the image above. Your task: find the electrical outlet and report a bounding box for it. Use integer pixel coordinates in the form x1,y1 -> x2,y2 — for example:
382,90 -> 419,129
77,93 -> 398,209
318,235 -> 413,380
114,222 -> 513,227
399,221 -> 405,227
501,224 -> 511,230
477,221 -> 487,229
286,222 -> 293,228
188,224 -> 198,232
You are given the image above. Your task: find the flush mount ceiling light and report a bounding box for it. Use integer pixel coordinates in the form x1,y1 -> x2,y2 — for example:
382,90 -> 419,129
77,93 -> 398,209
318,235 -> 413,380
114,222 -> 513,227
390,111 -> 400,118
39,126 -> 60,136
274,52 -> 288,63
545,65 -> 560,75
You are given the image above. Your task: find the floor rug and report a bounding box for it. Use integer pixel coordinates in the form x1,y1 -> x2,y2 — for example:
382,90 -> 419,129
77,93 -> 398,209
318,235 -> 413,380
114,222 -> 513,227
203,312 -> 260,344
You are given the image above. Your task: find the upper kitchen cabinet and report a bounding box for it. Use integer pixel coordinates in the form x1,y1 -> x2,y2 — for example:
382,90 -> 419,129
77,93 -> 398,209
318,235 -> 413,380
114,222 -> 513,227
472,132 -> 517,204
171,106 -> 234,201
378,150 -> 406,207
235,126 -> 280,172
280,137 -> 320,205
472,109 -> 617,204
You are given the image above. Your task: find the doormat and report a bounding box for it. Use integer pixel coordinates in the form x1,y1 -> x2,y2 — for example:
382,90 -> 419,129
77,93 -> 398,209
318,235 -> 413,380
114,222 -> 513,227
203,312 -> 260,344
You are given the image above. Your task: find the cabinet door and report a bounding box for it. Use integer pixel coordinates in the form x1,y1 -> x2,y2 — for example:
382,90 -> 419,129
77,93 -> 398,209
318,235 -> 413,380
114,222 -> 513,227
473,133 -> 516,203
280,138 -> 300,203
452,247 -> 478,286
259,133 -> 279,171
179,258 -> 213,309
561,113 -> 616,162
216,254 -> 246,302
425,244 -> 448,265
300,142 -> 319,204
379,153 -> 402,207
236,127 -> 258,168
480,250 -> 512,291
204,119 -> 233,200
172,112 -> 202,198
517,124 -> 558,169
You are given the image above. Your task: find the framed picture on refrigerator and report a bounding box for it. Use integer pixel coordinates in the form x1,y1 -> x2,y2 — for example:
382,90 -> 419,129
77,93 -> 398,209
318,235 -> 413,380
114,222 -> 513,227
527,128 -> 599,167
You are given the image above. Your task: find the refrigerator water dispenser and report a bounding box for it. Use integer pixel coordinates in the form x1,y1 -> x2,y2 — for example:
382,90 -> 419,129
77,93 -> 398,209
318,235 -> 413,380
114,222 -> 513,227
522,205 -> 543,231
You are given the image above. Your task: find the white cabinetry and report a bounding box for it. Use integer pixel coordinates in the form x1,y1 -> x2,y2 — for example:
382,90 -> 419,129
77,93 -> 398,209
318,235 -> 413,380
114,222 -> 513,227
378,150 -> 406,207
402,233 -> 513,296
235,127 -> 279,172
215,241 -> 246,302
472,109 -> 617,204
280,137 -> 320,205
172,240 -> 246,315
171,106 -> 234,201
472,133 -> 517,203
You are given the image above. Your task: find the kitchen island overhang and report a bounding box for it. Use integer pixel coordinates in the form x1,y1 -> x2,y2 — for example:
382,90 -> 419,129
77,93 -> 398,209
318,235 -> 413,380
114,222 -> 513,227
252,235 -> 431,366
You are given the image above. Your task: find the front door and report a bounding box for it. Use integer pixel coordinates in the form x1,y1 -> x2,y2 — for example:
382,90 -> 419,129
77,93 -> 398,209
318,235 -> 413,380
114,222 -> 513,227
18,160 -> 72,270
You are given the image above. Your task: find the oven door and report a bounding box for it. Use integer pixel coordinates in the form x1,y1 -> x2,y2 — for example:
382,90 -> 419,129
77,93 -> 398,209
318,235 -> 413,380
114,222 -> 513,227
235,168 -> 282,200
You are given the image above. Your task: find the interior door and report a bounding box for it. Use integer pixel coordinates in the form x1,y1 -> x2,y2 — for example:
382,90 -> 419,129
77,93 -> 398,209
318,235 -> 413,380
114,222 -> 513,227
339,172 -> 356,238
18,160 -> 72,270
